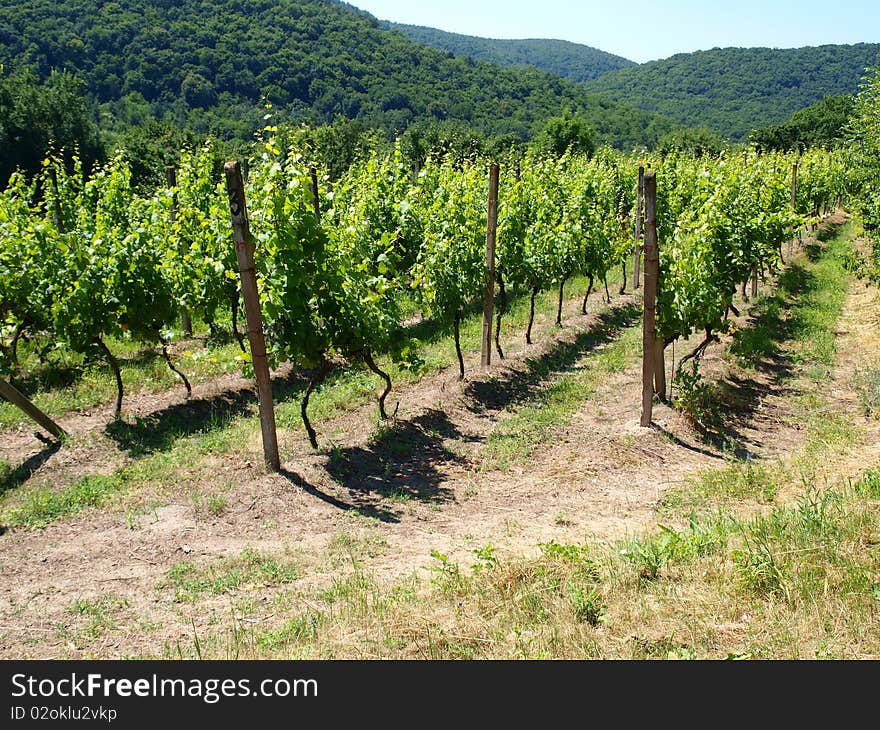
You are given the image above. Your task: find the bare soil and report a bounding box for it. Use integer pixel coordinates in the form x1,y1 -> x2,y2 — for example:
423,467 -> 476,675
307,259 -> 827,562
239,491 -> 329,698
1,216 -> 874,658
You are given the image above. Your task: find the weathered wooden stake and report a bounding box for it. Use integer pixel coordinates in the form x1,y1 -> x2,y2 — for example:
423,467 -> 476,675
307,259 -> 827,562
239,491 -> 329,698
633,165 -> 644,289
654,338 -> 666,402
224,161 -> 280,472
165,165 -> 192,337
0,378 -> 66,440
309,165 -> 321,221
481,163 -> 499,369
640,171 -> 658,427
751,265 -> 758,299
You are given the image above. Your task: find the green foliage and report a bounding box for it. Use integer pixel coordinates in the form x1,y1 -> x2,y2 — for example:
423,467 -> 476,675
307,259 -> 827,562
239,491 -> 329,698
853,468 -> 880,498
531,115 -> 596,158
411,158 -> 488,323
289,116 -> 382,181
0,0 -> 673,150
113,121 -> 202,190
657,126 -> 726,157
66,594 -> 128,639
654,150 -> 808,346
566,583 -> 606,625
496,150 -> 633,314
399,120 -> 489,170
0,151 -> 187,403
164,138 -> 236,332
731,488 -> 864,603
672,361 -> 724,431
848,66 -> 880,236
621,530 -> 675,582
244,138 -> 330,372
852,366 -> 880,418
429,549 -> 467,594
385,22 -> 635,83
0,130 -> 855,447
584,44 -> 880,141
471,544 -> 498,572
621,518 -> 730,581
663,460 -> 780,512
2,474 -> 120,527
0,67 -> 102,187
749,95 -> 855,152
52,156 -> 178,351
161,549 -> 300,603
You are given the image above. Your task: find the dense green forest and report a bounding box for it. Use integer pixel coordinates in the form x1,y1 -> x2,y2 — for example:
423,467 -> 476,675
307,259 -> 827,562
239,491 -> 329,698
749,95 -> 855,151
0,69 -> 104,185
583,44 -> 880,140
382,22 -> 634,83
0,0 -> 672,152
2,0 -> 874,186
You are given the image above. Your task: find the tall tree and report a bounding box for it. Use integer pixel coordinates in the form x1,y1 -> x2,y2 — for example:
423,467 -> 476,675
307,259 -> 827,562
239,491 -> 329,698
0,68 -> 102,187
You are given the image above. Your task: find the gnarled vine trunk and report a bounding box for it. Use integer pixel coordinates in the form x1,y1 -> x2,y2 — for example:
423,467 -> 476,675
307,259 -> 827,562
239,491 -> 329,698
494,269 -> 507,360
302,357 -> 331,449
556,274 -> 570,326
526,286 -> 539,344
363,349 -> 394,419
453,310 -> 465,380
95,337 -> 123,419
581,275 -> 594,315
157,331 -> 192,398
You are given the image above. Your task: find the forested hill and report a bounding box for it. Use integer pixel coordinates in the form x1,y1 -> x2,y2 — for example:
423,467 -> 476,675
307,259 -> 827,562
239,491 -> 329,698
0,0 -> 673,148
382,22 -> 635,83
582,44 -> 880,140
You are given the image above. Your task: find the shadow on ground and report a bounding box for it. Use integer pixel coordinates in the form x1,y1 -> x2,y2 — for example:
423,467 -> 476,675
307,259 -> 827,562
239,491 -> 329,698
106,368 -> 307,456
0,440 -> 62,497
684,245 -> 827,451
320,409 -> 468,522
464,300 -> 641,413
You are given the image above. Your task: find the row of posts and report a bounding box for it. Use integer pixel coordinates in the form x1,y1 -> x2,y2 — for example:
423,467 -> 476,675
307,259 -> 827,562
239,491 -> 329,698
7,158 -> 802,463
219,159 -> 499,471
7,158 -> 793,464
639,160 -> 800,427
219,158 -> 800,470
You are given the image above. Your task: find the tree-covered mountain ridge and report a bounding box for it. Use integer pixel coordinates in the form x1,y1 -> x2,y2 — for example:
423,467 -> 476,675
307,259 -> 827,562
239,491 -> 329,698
379,21 -> 878,141
0,0 -> 673,148
382,21 -> 635,83
582,43 -> 880,140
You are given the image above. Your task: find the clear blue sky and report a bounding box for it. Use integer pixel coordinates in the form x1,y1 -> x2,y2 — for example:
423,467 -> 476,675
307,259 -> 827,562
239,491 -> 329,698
348,0 -> 880,63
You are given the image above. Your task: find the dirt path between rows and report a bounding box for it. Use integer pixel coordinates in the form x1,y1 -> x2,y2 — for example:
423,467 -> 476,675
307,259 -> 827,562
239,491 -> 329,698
1,219 -> 873,658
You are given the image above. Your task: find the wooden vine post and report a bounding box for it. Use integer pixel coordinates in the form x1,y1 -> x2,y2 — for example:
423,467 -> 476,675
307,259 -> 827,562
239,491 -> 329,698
309,165 -> 321,221
633,165 -> 644,289
0,379 -> 66,440
481,163 -> 499,369
640,171 -> 658,427
224,161 -> 280,472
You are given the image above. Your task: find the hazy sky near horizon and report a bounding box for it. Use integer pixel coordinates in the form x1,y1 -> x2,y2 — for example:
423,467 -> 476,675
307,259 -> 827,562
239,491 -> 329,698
349,0 -> 880,64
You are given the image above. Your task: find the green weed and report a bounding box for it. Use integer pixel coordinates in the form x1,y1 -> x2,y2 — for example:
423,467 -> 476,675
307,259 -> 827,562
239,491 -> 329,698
663,459 -> 780,512
159,548 -> 300,603
852,366 -> 880,418
484,323 -> 641,468
2,474 -> 121,527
